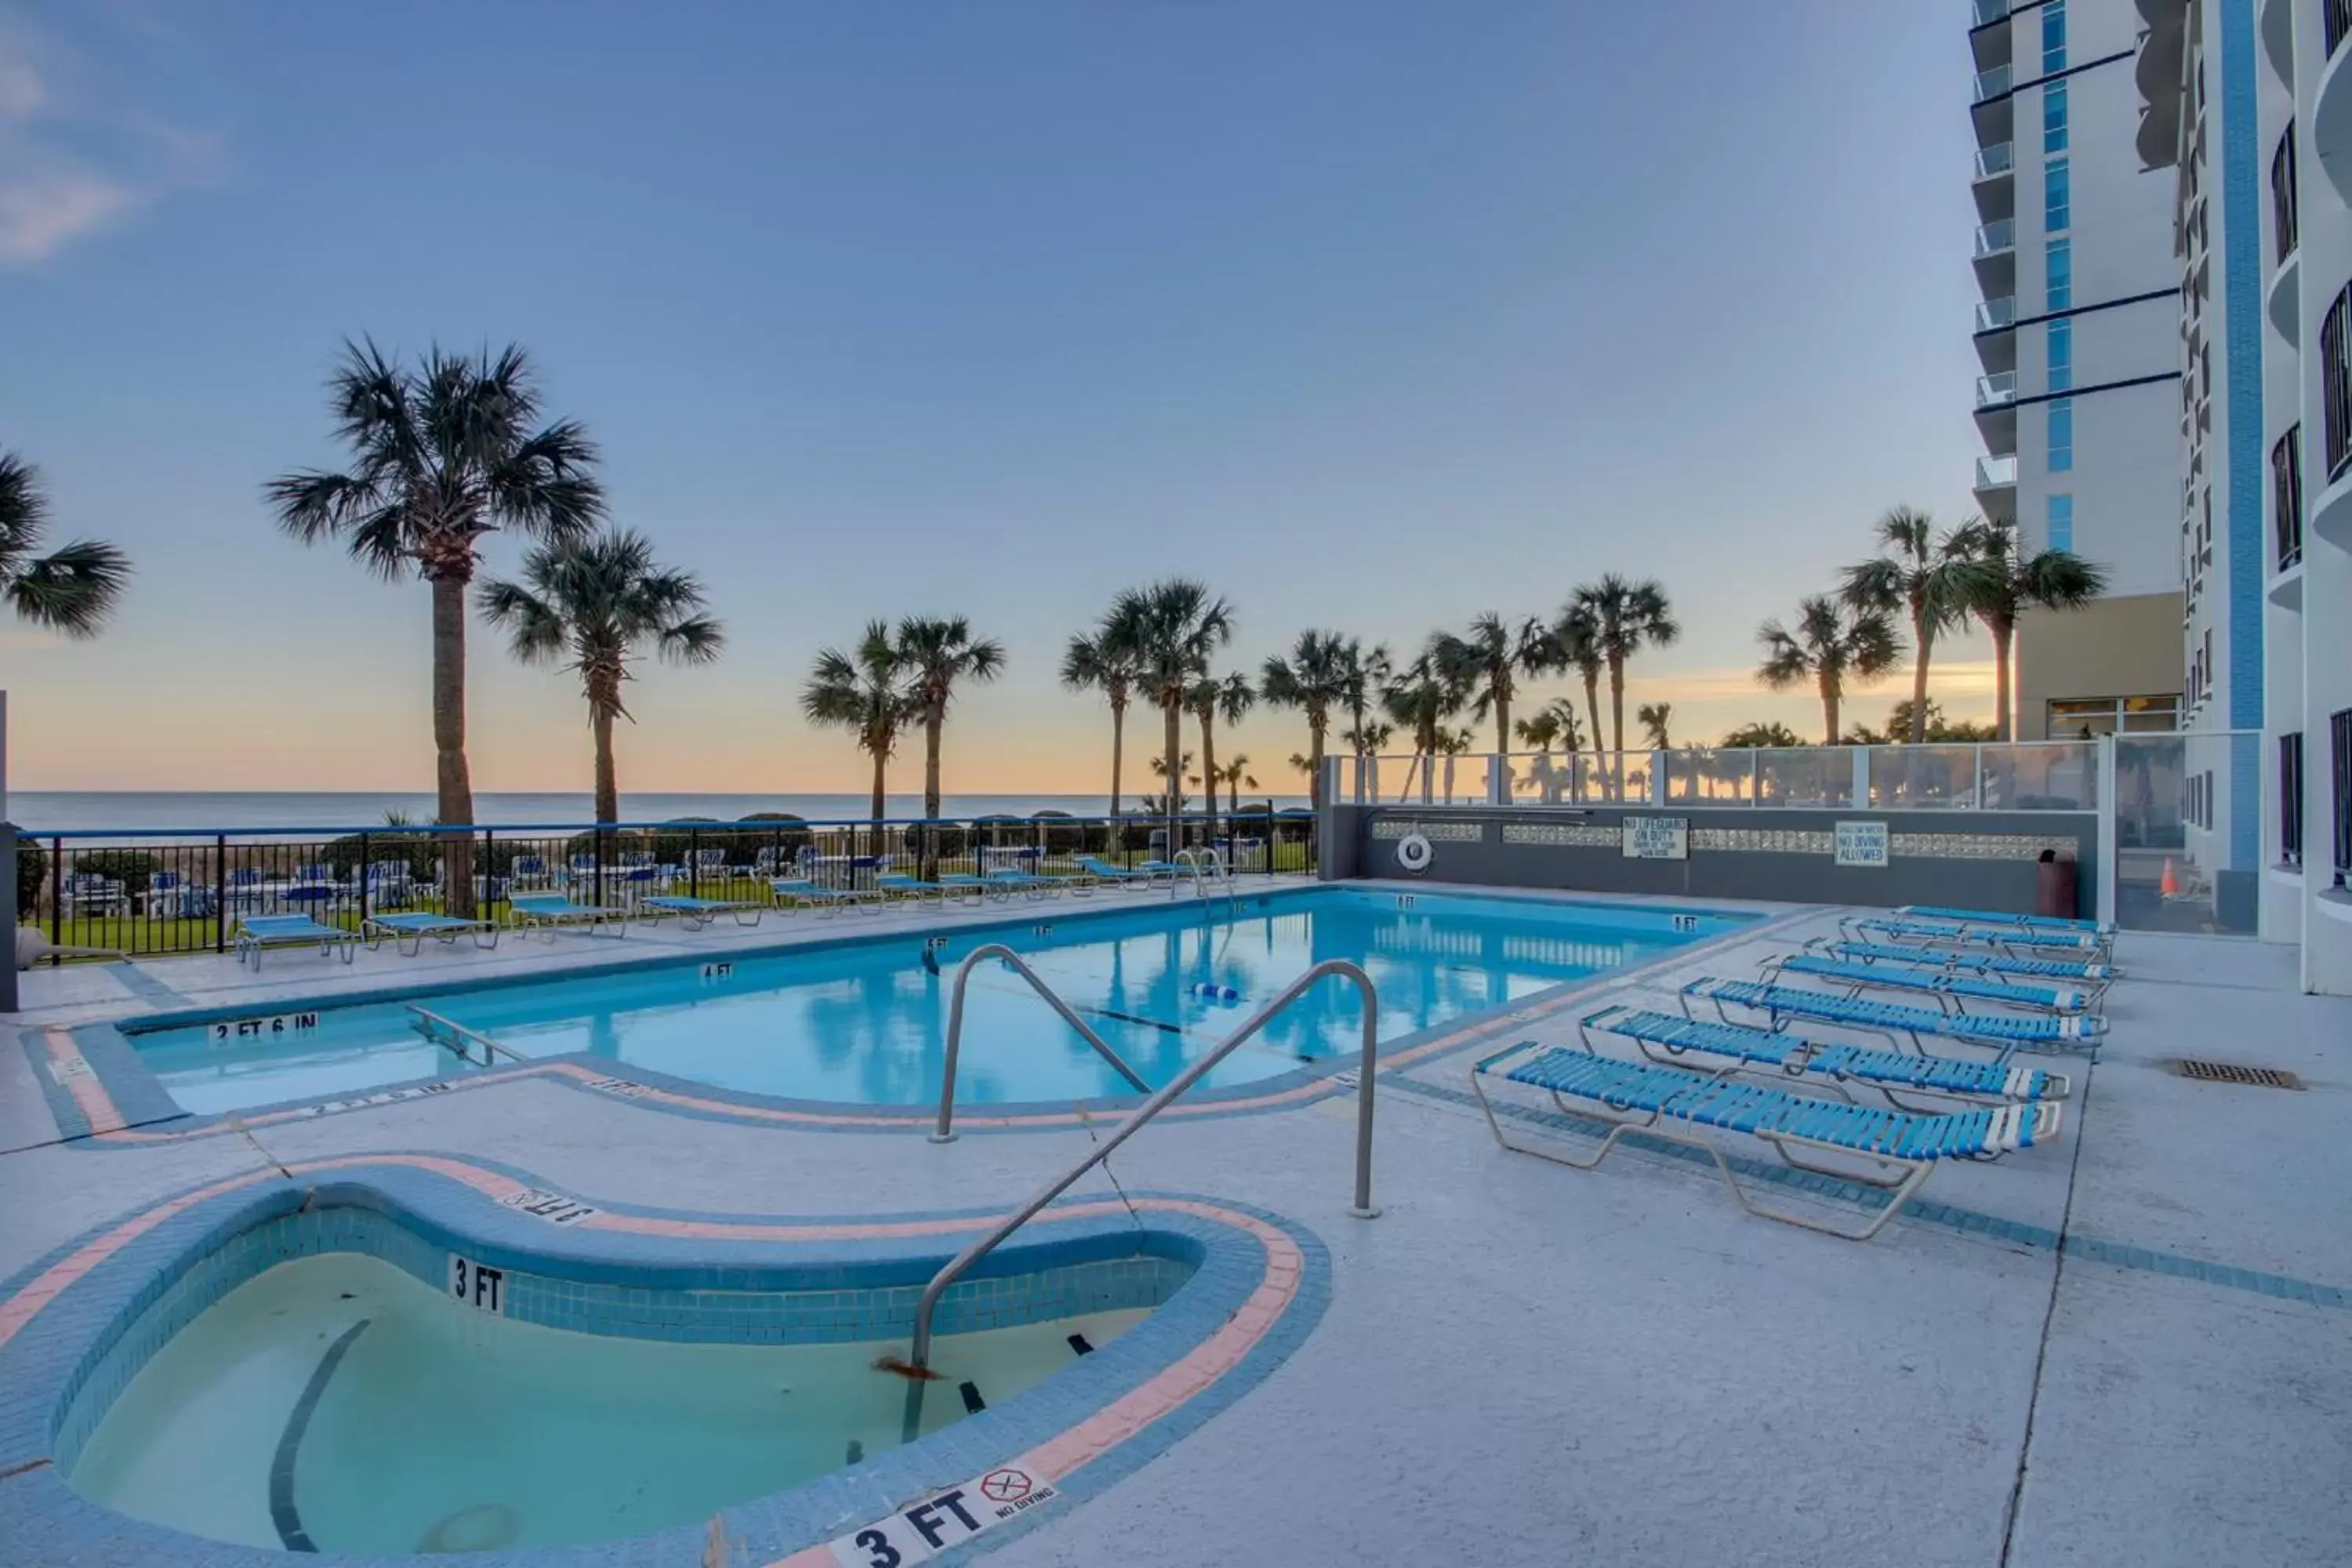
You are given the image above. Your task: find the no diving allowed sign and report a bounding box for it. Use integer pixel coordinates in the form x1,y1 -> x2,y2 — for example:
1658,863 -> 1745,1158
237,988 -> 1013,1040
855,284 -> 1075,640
827,1465 -> 1058,1566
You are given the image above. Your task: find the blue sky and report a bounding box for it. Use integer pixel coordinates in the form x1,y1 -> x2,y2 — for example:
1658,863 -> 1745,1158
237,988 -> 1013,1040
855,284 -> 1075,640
2,1 -> 1989,795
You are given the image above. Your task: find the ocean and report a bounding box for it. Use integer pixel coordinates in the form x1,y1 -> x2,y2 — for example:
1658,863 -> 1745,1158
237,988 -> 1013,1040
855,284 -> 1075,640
6,791 -> 1308,835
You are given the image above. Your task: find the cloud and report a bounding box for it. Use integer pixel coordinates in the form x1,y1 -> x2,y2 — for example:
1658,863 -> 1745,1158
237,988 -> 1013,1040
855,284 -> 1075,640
0,6 -> 220,264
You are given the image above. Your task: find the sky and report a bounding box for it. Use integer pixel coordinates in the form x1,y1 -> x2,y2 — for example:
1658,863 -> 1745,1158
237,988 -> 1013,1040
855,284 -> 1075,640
0,1 -> 1994,798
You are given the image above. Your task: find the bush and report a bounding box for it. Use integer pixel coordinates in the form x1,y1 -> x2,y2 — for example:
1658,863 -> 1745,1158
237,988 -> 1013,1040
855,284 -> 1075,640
15,834 -> 44,916
71,848 -> 161,885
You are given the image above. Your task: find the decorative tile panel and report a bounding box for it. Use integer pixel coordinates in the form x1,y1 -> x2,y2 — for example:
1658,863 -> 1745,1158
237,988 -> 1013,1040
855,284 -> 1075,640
1501,823 -> 1618,848
1368,818 -> 1486,842
1889,833 -> 2080,862
1690,829 -> 1835,855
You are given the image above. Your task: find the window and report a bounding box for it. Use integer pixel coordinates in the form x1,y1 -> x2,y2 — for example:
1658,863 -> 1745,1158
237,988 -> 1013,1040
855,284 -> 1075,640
2046,240 -> 2072,311
2045,157 -> 2071,233
2048,397 -> 2074,472
2326,281 -> 2352,481
2048,492 -> 2074,552
2044,82 -> 2069,154
2048,319 -> 2073,392
2273,129 -> 2299,265
2332,707 -> 2352,886
2273,426 -> 2303,572
2042,0 -> 2067,73
2045,696 -> 2180,738
2281,731 -> 2304,869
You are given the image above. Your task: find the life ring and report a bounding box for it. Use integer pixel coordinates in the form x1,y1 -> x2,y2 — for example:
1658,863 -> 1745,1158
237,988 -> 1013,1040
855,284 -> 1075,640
1395,833 -> 1434,873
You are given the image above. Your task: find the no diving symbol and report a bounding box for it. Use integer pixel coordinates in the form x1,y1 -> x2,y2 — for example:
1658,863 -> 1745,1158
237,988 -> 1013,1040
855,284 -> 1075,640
978,1469 -> 1033,1505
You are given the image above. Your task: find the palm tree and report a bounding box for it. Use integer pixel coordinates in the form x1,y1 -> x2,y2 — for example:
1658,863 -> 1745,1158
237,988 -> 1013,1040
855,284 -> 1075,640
1842,507 -> 1991,745
1187,670 -> 1254,837
895,615 -> 1006,825
1061,615 -> 1143,819
1344,719 -> 1396,754
1637,701 -> 1673,751
1570,575 -> 1679,769
1111,580 -> 1233,845
1338,639 -> 1392,757
800,620 -> 910,825
1433,612 -> 1555,755
267,341 -> 602,913
1722,720 -> 1804,748
1955,517 -> 2108,741
1549,604 -> 1607,793
1756,595 -> 1903,744
1261,629 -> 1353,809
1381,644 -> 1471,801
0,451 -> 131,637
478,531 -> 723,826
1514,698 -> 1586,800
1193,754 -> 1258,813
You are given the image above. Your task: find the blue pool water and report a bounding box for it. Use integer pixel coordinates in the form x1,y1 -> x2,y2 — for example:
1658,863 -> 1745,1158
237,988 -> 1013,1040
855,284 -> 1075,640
132,889 -> 1750,1115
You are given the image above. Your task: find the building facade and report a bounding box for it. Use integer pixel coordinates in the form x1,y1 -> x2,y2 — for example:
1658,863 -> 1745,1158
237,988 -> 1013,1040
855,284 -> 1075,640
2140,0 -> 2352,993
1972,0 -> 2188,742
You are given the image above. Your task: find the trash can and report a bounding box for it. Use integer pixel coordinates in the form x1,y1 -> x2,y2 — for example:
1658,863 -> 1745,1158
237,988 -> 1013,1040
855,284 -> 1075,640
2035,848 -> 2078,919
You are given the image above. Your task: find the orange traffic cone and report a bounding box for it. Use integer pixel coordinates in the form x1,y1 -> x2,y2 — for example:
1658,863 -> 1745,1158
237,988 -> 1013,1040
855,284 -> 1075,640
2159,858 -> 2179,898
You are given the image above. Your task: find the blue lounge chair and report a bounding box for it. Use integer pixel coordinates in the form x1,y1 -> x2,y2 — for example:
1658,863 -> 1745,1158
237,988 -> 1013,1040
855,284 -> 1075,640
1810,938 -> 2114,994
1577,1004 -> 2068,1108
771,877 -> 869,914
1898,904 -> 2114,938
1472,1039 -> 2062,1241
506,893 -> 629,938
985,868 -> 1081,900
364,912 -> 500,955
1076,855 -> 1173,886
637,895 -> 763,930
1681,976 -> 2105,1059
1840,916 -> 2109,957
877,873 -> 957,905
234,913 -> 358,970
1760,953 -> 2095,1016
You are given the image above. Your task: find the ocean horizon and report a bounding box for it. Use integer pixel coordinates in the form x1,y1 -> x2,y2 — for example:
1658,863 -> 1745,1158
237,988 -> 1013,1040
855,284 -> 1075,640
6,789 -> 1311,835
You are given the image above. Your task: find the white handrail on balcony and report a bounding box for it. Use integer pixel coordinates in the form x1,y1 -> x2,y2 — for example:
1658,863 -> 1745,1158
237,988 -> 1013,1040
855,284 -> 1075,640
1975,296 -> 2016,332
1973,219 -> 2016,258
1974,142 -> 2014,180
1973,64 -> 2013,102
1975,453 -> 2019,489
1976,371 -> 2018,408
1972,0 -> 2010,26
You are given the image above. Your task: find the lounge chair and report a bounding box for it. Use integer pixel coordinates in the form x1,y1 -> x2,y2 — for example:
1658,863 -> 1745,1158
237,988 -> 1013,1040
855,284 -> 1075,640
1759,952 -> 2096,1016
364,912 -> 500,955
1897,904 -> 2114,938
506,893 -> 629,938
1076,855 -> 1171,886
771,877 -> 869,913
1809,938 -> 2115,996
1840,916 -> 2111,958
234,913 -> 358,970
1681,976 -> 2106,1060
637,894 -> 763,930
877,872 -> 949,904
1577,1004 -> 2069,1109
1472,1040 -> 2061,1241
986,868 -> 1081,899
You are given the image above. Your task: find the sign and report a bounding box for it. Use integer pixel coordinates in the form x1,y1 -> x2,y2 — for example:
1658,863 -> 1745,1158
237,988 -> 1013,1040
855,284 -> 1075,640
1621,817 -> 1690,861
1670,913 -> 1700,933
1031,924 -> 1053,938
924,935 -> 950,953
208,1011 -> 320,1044
1834,820 -> 1890,868
49,1053 -> 94,1083
293,1080 -> 458,1120
448,1254 -> 506,1315
699,961 -> 734,980
826,1465 -> 1059,1567
579,1075 -> 655,1099
498,1188 -> 597,1226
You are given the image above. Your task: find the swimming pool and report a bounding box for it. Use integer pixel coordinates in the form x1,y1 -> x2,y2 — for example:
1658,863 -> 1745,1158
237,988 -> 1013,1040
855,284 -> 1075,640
127,887 -> 1752,1116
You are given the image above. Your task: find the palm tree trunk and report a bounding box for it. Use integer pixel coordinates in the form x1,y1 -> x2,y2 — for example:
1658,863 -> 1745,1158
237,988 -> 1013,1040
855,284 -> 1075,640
1820,671 -> 1841,746
1990,615 -> 2015,742
430,572 -> 477,916
1109,700 -> 1125,822
1908,604 -> 1933,744
1228,771 -> 1240,815
868,746 -> 887,826
1163,702 -> 1182,849
1581,673 -> 1604,801
590,697 -> 620,828
1494,686 -> 1511,757
1606,654 -> 1627,800
1307,717 -> 1327,811
923,709 -> 943,820
1197,710 -> 1218,845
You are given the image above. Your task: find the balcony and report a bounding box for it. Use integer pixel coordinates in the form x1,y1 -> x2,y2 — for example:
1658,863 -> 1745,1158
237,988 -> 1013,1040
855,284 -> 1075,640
2319,5 -> 2352,203
1973,219 -> 2015,260
2263,0 -> 2294,82
1973,64 -> 2013,103
1974,296 -> 2016,332
1971,0 -> 2009,26
1974,142 -> 2013,181
1975,371 -> 2018,409
2331,0 -> 2352,59
1973,142 -> 2015,221
1973,455 -> 2018,523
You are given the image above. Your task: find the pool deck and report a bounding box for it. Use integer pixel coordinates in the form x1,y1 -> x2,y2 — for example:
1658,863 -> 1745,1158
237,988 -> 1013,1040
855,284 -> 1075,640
3,887 -> 2348,1566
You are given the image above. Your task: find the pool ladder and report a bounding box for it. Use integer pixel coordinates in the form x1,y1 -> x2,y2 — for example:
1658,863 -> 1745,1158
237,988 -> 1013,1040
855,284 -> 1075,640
1170,846 -> 1236,906
907,954 -> 1380,1374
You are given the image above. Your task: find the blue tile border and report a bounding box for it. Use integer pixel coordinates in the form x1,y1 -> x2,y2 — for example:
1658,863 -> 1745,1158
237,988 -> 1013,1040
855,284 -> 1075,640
0,1159 -> 1333,1567
26,886 -> 1778,1152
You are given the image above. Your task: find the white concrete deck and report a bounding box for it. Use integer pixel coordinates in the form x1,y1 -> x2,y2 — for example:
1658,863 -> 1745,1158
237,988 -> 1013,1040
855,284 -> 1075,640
3,897 -> 2347,1566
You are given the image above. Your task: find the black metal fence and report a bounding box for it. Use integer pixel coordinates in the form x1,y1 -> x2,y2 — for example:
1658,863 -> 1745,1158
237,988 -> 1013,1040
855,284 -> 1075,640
2332,709 -> 2352,888
2273,425 -> 2304,572
2273,126 -> 2299,267
11,810 -> 1319,961
2331,0 -> 2352,59
2281,731 -> 2304,870
2324,281 -> 2352,483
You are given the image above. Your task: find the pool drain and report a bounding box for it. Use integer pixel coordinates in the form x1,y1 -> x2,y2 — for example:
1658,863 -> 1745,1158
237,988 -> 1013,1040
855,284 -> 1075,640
417,1502 -> 521,1554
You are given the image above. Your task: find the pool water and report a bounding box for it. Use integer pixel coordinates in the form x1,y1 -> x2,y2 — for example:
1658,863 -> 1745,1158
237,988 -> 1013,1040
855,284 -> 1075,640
133,889 -> 1747,1114
67,1253 -> 1147,1554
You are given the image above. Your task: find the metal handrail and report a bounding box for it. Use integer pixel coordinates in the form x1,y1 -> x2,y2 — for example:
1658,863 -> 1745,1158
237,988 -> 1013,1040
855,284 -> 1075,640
909,958 -> 1379,1369
407,1005 -> 524,1065
932,945 -> 1150,1141
1169,844 -> 1230,900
